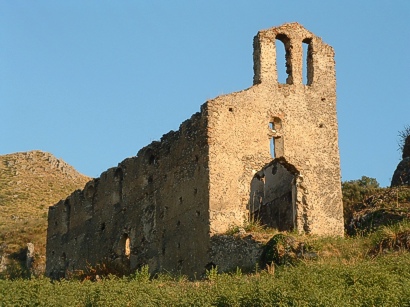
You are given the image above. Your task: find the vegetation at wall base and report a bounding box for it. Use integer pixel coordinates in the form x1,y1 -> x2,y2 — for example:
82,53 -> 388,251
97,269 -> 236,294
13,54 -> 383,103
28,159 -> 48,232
1,252 -> 410,306
2,219 -> 410,305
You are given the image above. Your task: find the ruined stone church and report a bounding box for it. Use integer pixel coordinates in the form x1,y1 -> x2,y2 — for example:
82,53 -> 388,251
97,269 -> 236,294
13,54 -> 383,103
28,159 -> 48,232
46,23 -> 344,278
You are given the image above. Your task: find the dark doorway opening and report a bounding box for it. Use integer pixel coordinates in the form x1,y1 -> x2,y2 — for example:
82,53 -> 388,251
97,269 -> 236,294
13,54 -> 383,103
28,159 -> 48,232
248,158 -> 298,231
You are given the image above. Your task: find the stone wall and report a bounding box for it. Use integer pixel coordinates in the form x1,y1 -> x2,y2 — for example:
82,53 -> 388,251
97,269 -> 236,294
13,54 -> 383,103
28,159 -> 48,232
47,111 -> 211,278
46,23 -> 344,279
207,23 -> 343,236
209,235 -> 263,273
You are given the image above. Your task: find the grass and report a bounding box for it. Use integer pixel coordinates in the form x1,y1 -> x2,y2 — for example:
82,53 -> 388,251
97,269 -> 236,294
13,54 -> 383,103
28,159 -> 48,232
1,252 -> 410,306
0,150 -> 90,275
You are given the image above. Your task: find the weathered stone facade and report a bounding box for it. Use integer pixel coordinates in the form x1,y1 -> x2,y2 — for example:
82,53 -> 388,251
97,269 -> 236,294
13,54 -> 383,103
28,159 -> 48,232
46,23 -> 344,278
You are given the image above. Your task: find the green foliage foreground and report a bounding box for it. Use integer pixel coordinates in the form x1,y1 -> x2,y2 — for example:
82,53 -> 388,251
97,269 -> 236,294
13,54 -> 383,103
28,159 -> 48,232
1,253 -> 410,306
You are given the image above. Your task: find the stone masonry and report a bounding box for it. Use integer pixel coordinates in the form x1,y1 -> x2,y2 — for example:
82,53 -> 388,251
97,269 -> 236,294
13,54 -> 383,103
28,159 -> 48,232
46,23 -> 344,278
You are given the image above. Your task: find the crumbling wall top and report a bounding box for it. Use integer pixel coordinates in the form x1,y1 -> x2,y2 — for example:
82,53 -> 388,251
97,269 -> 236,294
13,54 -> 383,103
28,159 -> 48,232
253,22 -> 335,86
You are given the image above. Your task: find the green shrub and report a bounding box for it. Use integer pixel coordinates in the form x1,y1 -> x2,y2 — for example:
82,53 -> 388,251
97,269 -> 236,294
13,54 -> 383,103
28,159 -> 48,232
2,254 -> 410,306
371,220 -> 410,253
130,265 -> 150,283
342,176 -> 380,207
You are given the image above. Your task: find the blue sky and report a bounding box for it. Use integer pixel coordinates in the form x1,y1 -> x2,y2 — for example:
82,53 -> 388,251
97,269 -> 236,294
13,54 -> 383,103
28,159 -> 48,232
1,1 -> 409,187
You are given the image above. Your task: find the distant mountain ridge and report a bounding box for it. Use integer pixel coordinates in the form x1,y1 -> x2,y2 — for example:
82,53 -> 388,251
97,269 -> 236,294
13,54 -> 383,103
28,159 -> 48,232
0,150 -> 90,275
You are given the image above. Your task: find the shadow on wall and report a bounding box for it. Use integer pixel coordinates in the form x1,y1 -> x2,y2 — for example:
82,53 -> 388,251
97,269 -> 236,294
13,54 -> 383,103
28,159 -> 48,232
248,158 -> 299,231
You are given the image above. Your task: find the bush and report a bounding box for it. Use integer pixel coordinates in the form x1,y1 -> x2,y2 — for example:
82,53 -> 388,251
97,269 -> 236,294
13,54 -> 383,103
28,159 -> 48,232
372,220 -> 410,254
342,176 -> 382,228
342,176 -> 380,205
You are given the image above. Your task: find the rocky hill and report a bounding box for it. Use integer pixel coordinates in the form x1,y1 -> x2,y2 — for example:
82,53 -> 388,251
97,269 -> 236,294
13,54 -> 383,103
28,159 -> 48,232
0,150 -> 90,275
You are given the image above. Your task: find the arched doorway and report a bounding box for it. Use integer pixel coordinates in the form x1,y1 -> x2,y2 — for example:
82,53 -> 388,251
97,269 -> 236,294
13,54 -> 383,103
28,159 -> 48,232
248,158 -> 298,231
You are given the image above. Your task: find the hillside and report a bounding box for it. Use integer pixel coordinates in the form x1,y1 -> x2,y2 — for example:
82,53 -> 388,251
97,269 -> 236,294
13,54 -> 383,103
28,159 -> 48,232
0,150 -> 90,274
1,153 -> 410,305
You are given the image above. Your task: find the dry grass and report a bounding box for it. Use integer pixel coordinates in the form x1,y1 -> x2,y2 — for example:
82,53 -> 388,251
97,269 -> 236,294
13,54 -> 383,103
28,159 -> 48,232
0,150 -> 90,273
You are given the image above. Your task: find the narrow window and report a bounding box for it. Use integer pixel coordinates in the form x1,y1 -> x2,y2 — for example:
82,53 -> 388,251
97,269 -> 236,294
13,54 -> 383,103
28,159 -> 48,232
125,237 -> 130,257
269,122 -> 275,158
269,117 -> 284,158
119,233 -> 131,258
276,34 -> 292,84
302,38 -> 313,85
302,41 -> 308,85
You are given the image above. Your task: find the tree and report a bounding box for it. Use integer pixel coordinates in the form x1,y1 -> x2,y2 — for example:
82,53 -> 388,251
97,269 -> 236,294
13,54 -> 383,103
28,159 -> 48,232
342,176 -> 380,201
342,176 -> 381,227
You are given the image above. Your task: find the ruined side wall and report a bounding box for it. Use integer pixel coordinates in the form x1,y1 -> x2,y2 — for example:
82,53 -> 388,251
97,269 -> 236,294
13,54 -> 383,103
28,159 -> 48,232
46,110 -> 211,278
208,23 -> 343,236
